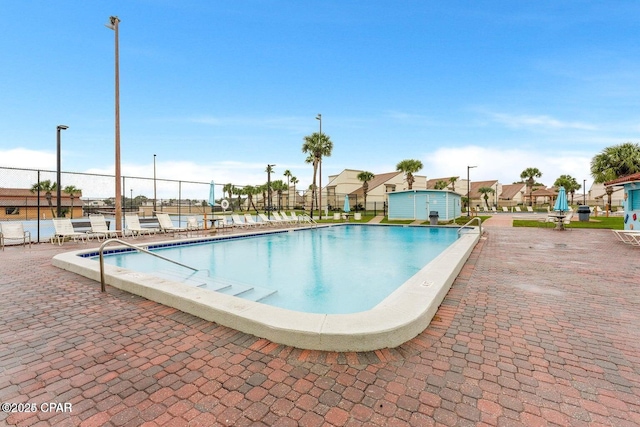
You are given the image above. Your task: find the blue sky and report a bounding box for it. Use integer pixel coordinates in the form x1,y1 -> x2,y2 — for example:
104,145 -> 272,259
2,1 -> 639,197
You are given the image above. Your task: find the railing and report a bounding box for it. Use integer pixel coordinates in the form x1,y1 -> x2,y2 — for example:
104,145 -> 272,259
99,238 -> 205,292
458,217 -> 482,235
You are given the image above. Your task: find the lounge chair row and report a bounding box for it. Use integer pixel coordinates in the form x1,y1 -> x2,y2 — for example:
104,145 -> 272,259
1,211 -> 316,249
227,212 -> 316,229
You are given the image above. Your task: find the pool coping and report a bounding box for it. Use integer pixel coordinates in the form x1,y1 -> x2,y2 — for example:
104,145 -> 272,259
52,224 -> 480,352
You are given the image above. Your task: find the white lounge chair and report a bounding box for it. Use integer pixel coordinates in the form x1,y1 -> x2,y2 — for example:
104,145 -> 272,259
538,215 -> 556,228
244,214 -> 263,227
612,230 -> 640,245
230,214 -> 249,228
258,213 -> 279,226
0,222 -> 31,250
279,212 -> 297,224
289,212 -> 301,222
89,214 -> 119,241
51,218 -> 87,245
125,214 -> 158,238
272,212 -> 293,225
156,213 -> 188,236
186,216 -> 204,236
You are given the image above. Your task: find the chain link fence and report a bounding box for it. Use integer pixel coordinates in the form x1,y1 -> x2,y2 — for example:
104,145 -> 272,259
1,166 -> 390,243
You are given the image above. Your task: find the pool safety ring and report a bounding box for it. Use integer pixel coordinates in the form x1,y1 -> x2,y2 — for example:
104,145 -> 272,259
221,199 -> 229,210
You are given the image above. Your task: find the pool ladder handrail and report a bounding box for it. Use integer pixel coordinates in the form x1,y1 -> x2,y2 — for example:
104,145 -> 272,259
98,238 -> 203,292
457,217 -> 482,235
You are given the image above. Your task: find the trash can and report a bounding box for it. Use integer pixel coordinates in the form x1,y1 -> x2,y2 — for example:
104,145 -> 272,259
577,205 -> 590,222
429,211 -> 439,225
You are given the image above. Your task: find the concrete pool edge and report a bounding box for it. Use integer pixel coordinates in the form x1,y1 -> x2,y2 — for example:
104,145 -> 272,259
52,226 -> 480,352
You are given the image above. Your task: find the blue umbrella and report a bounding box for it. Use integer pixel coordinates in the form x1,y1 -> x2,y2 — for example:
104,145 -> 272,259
208,181 -> 215,207
343,195 -> 351,213
554,186 -> 568,213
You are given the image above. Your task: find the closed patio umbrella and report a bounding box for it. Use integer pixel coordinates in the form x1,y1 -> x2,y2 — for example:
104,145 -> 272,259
343,195 -> 351,213
205,181 -> 215,229
553,186 -> 568,213
208,181 -> 215,207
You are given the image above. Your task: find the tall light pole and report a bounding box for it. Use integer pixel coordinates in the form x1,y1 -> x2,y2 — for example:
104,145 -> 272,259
56,125 -> 69,218
467,165 -> 477,217
153,154 -> 157,213
316,113 -> 322,219
105,15 -> 122,231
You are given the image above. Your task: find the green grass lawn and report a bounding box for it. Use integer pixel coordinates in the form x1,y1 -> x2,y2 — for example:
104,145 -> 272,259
513,216 -> 624,229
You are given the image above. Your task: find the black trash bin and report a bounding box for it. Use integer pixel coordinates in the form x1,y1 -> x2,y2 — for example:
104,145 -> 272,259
577,205 -> 590,222
429,211 -> 439,225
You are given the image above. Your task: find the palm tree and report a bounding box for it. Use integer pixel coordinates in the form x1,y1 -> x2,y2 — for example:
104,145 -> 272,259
478,187 -> 495,209
448,176 -> 458,192
434,180 -> 448,190
290,176 -> 299,209
30,180 -> 57,218
283,169 -> 292,209
257,184 -> 268,210
232,186 -> 243,212
396,159 -> 423,190
357,171 -> 375,212
63,185 -> 81,219
553,175 -> 581,206
520,167 -> 543,206
302,132 -> 333,217
591,142 -> 640,211
271,180 -> 287,210
222,183 -> 235,210
243,186 -> 258,212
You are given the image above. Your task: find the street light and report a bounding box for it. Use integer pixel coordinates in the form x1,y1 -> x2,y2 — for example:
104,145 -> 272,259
267,164 -> 275,219
467,165 -> 477,217
56,125 -> 69,218
315,113 -> 322,219
105,15 -> 122,231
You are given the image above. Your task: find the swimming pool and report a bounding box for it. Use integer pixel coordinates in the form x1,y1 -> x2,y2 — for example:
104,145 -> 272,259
53,224 -> 481,351
100,225 -> 459,314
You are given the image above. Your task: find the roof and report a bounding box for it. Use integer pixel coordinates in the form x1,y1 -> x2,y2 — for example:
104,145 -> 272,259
469,180 -> 498,198
426,176 -> 460,189
531,187 -> 558,196
500,183 -> 526,200
604,172 -> 640,186
348,172 -> 402,197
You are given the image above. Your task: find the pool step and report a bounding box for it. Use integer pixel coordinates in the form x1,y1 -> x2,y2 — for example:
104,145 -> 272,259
154,269 -> 276,302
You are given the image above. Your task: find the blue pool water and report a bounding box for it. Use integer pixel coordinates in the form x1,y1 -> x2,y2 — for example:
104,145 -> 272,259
101,225 -> 459,314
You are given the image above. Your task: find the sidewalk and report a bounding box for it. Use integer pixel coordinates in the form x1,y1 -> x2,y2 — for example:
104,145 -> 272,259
1,227 -> 639,426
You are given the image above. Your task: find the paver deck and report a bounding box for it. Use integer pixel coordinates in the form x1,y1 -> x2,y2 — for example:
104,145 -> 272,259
1,226 -> 639,426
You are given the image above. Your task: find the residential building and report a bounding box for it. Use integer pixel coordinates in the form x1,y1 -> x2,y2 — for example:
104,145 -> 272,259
0,188 -> 83,221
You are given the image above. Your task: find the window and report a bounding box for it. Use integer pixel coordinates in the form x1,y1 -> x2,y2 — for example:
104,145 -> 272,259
5,207 -> 20,215
630,188 -> 640,210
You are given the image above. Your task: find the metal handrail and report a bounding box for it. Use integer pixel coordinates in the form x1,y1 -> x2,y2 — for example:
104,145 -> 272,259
458,217 -> 482,235
99,238 -> 201,292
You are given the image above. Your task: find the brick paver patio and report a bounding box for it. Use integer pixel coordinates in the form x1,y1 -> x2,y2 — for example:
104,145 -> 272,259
1,225 -> 639,426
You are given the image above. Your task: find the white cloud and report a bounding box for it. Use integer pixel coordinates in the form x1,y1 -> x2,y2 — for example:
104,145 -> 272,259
488,112 -> 597,131
0,148 -> 56,170
423,145 -> 594,189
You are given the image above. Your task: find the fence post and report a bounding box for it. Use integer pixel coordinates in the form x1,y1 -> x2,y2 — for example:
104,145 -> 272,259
37,170 -> 41,242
